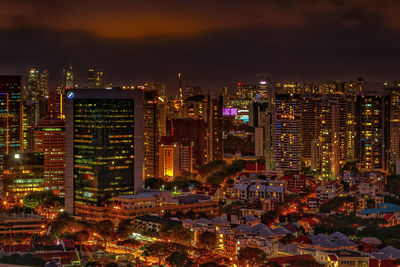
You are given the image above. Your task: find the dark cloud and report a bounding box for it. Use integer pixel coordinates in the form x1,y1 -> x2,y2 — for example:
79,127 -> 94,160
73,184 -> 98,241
0,0 -> 400,92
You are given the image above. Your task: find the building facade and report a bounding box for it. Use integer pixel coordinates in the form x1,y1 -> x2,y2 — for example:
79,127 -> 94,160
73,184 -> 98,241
64,88 -> 144,215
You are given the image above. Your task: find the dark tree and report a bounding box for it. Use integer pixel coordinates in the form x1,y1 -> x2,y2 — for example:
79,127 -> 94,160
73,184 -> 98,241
166,251 -> 190,267
238,247 -> 267,266
198,231 -> 217,250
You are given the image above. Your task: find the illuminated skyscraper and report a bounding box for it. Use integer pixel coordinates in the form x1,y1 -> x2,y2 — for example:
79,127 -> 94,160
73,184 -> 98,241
64,88 -> 144,215
159,137 -> 193,180
95,69 -> 104,88
39,70 -> 49,98
301,94 -> 321,167
88,69 -> 95,88
34,116 -> 65,196
65,64 -> 74,89
88,68 -> 104,89
0,76 -> 22,171
144,89 -> 166,178
236,83 -> 256,99
275,94 -> 302,171
356,94 -> 384,170
22,100 -> 43,152
171,119 -> 208,166
182,95 -> 207,120
26,68 -> 40,101
207,95 -> 223,162
384,83 -> 400,172
320,96 -> 340,179
57,64 -> 74,95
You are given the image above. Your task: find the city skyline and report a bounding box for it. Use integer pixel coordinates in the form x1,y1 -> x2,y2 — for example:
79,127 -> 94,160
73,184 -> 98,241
1,1 -> 400,266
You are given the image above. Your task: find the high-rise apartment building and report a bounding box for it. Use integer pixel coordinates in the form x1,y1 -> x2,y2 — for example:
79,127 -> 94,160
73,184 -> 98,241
171,119 -> 208,166
159,137 -> 194,180
182,95 -> 208,121
320,96 -> 340,179
207,95 -> 223,162
144,89 -> 166,178
356,94 -> 384,170
64,88 -> 144,215
0,76 -> 22,171
34,118 -> 65,196
275,94 -> 302,171
301,94 -> 321,167
384,84 -> 400,172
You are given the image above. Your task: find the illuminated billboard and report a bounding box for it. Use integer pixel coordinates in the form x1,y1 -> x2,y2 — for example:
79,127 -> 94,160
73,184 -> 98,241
223,108 -> 238,116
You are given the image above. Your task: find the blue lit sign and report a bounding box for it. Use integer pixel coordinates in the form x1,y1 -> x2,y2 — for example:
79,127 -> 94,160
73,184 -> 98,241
66,91 -> 75,99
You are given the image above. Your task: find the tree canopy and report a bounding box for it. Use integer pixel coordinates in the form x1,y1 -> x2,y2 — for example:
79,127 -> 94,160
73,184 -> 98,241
197,231 -> 217,250
238,247 -> 267,266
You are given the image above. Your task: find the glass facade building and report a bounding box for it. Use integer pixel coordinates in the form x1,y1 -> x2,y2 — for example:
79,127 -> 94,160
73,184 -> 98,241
0,76 -> 22,173
64,89 -> 143,215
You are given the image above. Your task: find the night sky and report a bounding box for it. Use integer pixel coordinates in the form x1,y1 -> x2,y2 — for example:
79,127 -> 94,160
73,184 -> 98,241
1,0 -> 400,93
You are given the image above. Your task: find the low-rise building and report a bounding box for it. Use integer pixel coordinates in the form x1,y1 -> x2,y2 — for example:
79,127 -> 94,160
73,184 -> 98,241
316,182 -> 342,204
0,212 -> 46,236
112,192 -> 218,222
358,179 -> 384,197
76,190 -> 218,222
357,203 -> 400,219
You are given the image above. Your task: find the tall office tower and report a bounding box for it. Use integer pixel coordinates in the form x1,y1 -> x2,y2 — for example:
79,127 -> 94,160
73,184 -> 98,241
87,68 -> 104,89
255,127 -> 264,157
182,95 -> 208,120
39,70 -> 49,98
319,82 -> 341,94
264,108 -> 276,170
2,153 -> 44,204
88,68 -> 95,88
301,94 -> 321,167
143,82 -> 166,100
64,88 -> 144,215
0,76 -> 22,171
249,102 -> 268,127
207,95 -> 223,162
356,94 -> 384,171
319,96 -> 340,179
57,64 -> 74,95
336,95 -> 349,168
236,83 -> 256,99
65,64 -> 74,89
255,74 -> 272,95
26,68 -> 40,101
171,119 -> 208,166
222,85 -> 228,98
278,83 -> 302,94
302,83 -> 319,94
159,137 -> 194,180
95,69 -> 104,88
250,101 -> 269,158
311,139 -> 321,170
34,97 -> 65,196
344,99 -> 357,164
181,85 -> 202,99
275,94 -> 302,171
384,83 -> 400,172
144,89 -> 165,178
22,100 -> 42,152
